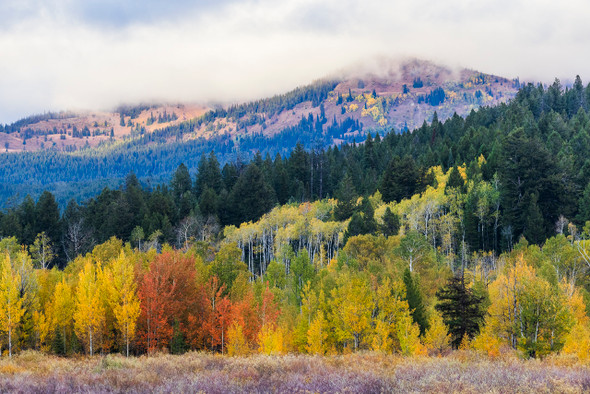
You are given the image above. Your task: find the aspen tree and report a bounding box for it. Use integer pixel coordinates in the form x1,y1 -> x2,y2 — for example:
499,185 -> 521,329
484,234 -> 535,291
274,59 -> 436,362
105,252 -> 140,357
51,278 -> 74,354
0,255 -> 25,357
74,262 -> 105,356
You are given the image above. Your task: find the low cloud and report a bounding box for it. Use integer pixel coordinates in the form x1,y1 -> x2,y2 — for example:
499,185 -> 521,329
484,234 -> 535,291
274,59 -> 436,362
1,0 -> 589,123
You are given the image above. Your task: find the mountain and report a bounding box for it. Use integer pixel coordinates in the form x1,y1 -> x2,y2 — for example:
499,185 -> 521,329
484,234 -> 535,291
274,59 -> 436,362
0,59 -> 519,206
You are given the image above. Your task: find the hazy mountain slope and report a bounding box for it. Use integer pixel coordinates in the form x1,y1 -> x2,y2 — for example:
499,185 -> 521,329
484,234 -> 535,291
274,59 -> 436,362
0,59 -> 519,206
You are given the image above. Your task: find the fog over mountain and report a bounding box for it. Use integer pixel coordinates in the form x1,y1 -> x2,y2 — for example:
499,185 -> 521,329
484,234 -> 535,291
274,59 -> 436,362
1,0 -> 589,123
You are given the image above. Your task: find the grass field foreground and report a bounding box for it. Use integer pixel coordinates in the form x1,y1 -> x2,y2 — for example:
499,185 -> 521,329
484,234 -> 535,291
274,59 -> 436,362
0,351 -> 589,393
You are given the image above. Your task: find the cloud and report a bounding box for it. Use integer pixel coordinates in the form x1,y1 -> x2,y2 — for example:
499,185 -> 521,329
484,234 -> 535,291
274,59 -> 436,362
1,0 -> 590,123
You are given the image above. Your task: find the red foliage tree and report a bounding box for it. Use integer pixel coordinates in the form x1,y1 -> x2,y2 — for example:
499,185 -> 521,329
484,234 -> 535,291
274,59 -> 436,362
200,276 -> 233,351
231,288 -> 260,345
136,251 -> 198,354
259,284 -> 280,328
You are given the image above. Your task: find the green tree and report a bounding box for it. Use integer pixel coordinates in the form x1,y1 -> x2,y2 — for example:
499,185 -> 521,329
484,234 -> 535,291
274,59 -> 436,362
228,163 -> 276,225
380,207 -> 400,237
403,268 -> 428,335
334,173 -> 357,221
35,191 -> 61,243
380,156 -> 423,203
435,274 -> 485,348
445,166 -> 464,192
523,193 -> 545,244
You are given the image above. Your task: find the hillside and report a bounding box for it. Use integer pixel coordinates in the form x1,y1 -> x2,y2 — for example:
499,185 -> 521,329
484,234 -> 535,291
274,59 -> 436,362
0,72 -> 590,365
0,59 -> 519,206
0,104 -> 210,153
0,59 -> 517,154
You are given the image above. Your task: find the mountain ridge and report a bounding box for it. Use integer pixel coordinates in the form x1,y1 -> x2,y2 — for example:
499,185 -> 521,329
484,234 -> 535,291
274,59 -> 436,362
0,58 -> 520,207
0,59 -> 518,154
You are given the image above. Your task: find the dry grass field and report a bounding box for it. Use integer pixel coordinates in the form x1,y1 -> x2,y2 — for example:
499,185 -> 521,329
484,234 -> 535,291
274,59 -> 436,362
0,351 -> 588,393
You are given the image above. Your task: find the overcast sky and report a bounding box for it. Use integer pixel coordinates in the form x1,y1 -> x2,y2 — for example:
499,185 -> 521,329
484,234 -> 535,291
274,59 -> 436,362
1,0 -> 589,123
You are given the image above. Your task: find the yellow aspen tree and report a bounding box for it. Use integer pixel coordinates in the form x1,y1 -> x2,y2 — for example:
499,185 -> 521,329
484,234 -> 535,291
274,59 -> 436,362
488,255 -> 572,357
0,255 -> 25,357
301,281 -> 318,324
423,310 -> 451,355
487,255 -> 537,349
51,278 -> 74,354
105,252 -> 140,357
561,285 -> 590,360
74,262 -> 105,356
471,324 -> 502,358
331,274 -> 373,351
396,310 -> 424,356
562,323 -> 590,361
227,321 -> 249,356
371,319 -> 393,353
306,313 -> 328,355
257,323 -> 285,355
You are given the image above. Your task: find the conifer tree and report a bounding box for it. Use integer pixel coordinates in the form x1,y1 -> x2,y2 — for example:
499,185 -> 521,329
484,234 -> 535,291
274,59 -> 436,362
403,268 -> 429,335
380,207 -> 400,237
435,274 -> 485,348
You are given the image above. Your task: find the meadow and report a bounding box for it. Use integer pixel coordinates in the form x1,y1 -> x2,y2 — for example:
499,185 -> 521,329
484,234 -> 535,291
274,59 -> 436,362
0,351 -> 588,393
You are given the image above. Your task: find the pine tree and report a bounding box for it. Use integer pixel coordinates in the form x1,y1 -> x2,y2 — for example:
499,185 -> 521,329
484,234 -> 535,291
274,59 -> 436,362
228,163 -> 276,225
523,193 -> 545,244
435,274 -> 485,348
445,166 -> 464,191
577,182 -> 590,224
334,173 -> 357,221
403,268 -> 429,335
35,191 -> 61,244
380,207 -> 400,237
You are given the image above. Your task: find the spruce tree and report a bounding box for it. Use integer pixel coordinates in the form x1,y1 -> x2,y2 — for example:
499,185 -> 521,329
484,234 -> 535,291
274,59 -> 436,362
380,207 -> 400,237
522,192 -> 545,244
435,274 -> 485,348
334,173 -> 357,221
403,268 -> 429,336
445,166 -> 464,191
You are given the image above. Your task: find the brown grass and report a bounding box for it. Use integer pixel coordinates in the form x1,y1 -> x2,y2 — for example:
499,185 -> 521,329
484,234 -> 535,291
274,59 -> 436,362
0,350 -> 587,393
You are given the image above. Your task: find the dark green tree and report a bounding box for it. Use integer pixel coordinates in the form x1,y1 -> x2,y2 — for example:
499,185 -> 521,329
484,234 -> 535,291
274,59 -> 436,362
445,166 -> 464,192
334,173 -> 357,221
199,187 -> 219,218
435,274 -> 485,348
403,268 -> 429,335
35,191 -> 61,244
523,193 -> 545,244
228,163 -> 276,225
170,320 -> 187,354
577,182 -> 590,224
379,155 -> 422,203
171,163 -> 192,201
380,207 -> 400,237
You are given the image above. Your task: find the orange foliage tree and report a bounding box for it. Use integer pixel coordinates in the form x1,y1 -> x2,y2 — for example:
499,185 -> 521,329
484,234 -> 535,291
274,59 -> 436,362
136,251 -> 198,354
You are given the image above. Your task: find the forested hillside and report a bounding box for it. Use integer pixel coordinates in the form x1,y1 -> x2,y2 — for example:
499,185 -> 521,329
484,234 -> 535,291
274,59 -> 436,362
0,59 -> 517,206
0,76 -> 589,361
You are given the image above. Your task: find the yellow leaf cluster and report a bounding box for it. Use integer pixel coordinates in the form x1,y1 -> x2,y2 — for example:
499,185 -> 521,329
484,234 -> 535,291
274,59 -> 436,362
423,310 -> 451,355
73,262 -> 105,356
227,322 -> 249,356
258,323 -> 286,355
